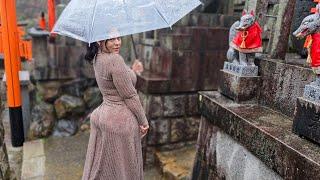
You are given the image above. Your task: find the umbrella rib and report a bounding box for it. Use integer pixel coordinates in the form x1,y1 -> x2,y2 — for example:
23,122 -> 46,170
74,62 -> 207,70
153,4 -> 171,28
89,0 -> 99,43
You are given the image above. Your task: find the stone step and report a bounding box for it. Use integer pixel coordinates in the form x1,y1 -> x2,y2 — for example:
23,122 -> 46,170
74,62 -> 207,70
196,91 -> 320,179
155,145 -> 196,180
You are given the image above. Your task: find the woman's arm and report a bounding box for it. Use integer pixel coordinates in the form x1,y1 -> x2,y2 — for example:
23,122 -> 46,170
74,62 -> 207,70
111,54 -> 148,126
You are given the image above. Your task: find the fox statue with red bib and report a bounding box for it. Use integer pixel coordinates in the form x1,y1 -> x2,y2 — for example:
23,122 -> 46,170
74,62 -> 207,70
227,10 -> 262,66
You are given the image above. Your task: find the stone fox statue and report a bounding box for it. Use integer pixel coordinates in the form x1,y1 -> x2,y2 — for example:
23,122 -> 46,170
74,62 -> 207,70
227,10 -> 262,66
293,3 -> 320,86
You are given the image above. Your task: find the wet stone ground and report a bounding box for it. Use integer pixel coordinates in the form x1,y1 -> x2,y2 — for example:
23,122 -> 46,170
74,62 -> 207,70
21,130 -> 162,180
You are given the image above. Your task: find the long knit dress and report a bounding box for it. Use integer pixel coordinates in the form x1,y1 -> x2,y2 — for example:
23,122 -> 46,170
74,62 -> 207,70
82,52 -> 149,180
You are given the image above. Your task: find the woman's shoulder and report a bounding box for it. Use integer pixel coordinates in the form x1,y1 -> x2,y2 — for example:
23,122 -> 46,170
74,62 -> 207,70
96,53 -> 127,72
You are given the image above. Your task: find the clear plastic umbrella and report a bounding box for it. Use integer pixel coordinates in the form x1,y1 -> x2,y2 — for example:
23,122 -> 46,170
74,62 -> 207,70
52,0 -> 202,43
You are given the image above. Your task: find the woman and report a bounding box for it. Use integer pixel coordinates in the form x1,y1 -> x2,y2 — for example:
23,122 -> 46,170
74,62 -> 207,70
82,37 -> 149,180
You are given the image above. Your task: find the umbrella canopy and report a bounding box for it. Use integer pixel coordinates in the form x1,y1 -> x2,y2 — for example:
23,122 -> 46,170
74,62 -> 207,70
52,0 -> 202,43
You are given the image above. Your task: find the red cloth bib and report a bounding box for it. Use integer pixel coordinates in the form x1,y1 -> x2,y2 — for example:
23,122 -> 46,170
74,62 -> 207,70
311,33 -> 320,67
232,22 -> 262,50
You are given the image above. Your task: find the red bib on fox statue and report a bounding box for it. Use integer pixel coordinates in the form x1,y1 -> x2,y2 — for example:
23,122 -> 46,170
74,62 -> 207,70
230,22 -> 263,53
305,33 -> 320,72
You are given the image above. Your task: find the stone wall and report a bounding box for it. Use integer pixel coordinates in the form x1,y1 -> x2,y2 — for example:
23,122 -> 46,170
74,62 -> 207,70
192,117 -> 282,180
138,92 -> 201,165
0,90 -> 10,179
256,57 -> 314,118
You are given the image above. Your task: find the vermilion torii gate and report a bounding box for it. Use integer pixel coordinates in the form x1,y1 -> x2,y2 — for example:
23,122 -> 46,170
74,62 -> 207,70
0,0 -> 25,147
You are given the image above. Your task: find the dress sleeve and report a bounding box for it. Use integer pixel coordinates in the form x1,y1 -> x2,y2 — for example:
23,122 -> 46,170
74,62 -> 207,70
111,54 -> 149,126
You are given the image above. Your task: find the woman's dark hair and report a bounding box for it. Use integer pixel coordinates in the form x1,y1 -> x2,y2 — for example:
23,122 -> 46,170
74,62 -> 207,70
85,42 -> 99,64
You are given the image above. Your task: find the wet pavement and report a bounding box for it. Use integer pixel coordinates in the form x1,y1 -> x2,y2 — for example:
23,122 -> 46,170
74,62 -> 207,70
21,130 -> 162,180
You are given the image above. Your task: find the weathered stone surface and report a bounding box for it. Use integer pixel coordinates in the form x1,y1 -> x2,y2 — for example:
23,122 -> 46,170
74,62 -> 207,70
303,84 -> 320,104
38,81 -> 61,103
148,119 -> 169,145
137,27 -> 228,94
53,119 -> 78,137
163,95 -> 186,117
219,70 -> 260,102
170,118 -> 187,143
0,104 -> 10,179
257,58 -> 314,117
197,91 -> 320,179
159,34 -> 192,51
29,102 -> 56,139
60,79 -> 96,97
186,94 -> 200,116
83,87 -> 102,110
171,117 -> 200,143
192,118 -> 282,180
149,96 -> 163,118
54,95 -> 85,119
293,97 -> 320,145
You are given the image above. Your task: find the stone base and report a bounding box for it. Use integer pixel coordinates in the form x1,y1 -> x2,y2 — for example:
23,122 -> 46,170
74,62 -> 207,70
195,91 -> 320,179
303,84 -> 320,104
223,61 -> 258,76
293,97 -> 320,145
219,70 -> 260,103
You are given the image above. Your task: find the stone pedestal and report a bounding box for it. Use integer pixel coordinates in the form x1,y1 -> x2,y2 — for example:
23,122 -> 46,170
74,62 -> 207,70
223,61 -> 259,76
303,84 -> 320,104
293,97 -> 320,145
219,69 -> 260,103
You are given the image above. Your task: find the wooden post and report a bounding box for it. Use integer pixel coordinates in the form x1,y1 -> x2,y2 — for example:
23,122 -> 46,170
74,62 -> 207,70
0,0 -> 24,147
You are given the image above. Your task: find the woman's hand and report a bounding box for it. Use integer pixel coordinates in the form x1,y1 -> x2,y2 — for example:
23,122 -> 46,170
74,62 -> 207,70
139,124 -> 149,138
131,59 -> 144,75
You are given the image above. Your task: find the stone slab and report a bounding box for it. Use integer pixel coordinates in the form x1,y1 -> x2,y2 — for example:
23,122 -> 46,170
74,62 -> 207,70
21,156 -> 45,179
223,62 -> 259,76
303,84 -> 320,104
293,97 -> 320,145
219,70 -> 260,102
155,145 -> 196,180
22,139 -> 45,179
198,91 -> 320,179
23,139 -> 44,160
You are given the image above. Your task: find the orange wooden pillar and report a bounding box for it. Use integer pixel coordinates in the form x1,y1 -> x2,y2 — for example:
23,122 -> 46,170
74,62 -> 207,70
0,0 -> 24,147
48,0 -> 56,42
48,0 -> 55,32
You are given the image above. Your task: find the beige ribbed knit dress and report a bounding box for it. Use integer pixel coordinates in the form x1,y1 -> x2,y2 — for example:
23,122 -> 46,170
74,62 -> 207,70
82,52 -> 149,180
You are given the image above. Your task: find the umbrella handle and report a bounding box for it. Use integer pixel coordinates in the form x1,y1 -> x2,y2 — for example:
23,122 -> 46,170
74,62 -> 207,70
131,35 -> 138,59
